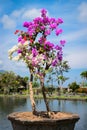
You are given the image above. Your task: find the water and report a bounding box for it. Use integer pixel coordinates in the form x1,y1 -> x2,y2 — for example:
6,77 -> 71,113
0,96 -> 87,130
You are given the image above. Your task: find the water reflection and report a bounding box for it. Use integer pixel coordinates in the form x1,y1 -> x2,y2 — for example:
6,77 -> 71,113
0,96 -> 27,130
0,96 -> 87,130
0,96 -> 26,113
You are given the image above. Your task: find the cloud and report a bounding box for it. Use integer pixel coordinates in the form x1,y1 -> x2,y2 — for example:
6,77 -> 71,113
78,2 -> 87,23
11,8 -> 42,20
49,27 -> 87,44
22,8 -> 41,19
1,14 -> 16,29
0,60 -> 3,65
0,57 -> 27,73
61,28 -> 87,42
0,8 -> 42,29
64,47 -> 87,69
11,8 -> 25,18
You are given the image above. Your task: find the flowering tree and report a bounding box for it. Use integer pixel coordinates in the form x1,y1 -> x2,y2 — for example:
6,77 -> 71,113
8,9 -> 66,117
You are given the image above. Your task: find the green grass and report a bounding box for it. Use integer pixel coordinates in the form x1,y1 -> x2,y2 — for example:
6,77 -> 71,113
0,93 -> 87,101
34,93 -> 87,101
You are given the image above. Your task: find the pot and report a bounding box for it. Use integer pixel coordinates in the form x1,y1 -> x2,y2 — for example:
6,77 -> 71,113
8,111 -> 79,130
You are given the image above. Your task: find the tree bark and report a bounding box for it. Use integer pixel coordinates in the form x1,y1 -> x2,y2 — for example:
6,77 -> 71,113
29,73 -> 36,115
40,76 -> 50,117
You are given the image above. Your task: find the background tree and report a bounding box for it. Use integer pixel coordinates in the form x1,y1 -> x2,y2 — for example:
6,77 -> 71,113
55,61 -> 70,94
0,71 -> 28,94
80,71 -> 87,87
68,81 -> 79,92
80,71 -> 87,80
0,71 -> 16,94
57,75 -> 69,92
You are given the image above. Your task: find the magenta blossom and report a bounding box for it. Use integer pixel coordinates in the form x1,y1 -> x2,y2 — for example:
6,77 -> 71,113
28,29 -> 34,36
42,17 -> 50,25
23,21 -> 29,28
45,29 -> 51,35
33,17 -> 43,24
18,36 -> 22,42
41,9 -> 47,17
40,26 -> 45,31
52,59 -> 58,66
55,45 -> 62,51
57,18 -> 63,24
38,37 -> 46,44
60,40 -> 66,46
32,48 -> 38,57
50,23 -> 57,29
49,18 -> 56,23
17,49 -> 22,53
57,51 -> 63,61
55,28 -> 63,36
44,41 -> 54,50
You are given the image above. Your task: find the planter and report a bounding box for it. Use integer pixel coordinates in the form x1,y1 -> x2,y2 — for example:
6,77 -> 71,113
8,111 -> 80,130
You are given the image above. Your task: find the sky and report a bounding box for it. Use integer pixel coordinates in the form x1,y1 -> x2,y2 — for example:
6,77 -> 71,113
0,0 -> 87,87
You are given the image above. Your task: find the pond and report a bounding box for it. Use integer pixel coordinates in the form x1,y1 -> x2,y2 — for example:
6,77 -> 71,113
0,96 -> 87,130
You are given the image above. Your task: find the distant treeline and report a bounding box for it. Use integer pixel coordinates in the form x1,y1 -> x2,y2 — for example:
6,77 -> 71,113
0,71 -> 28,94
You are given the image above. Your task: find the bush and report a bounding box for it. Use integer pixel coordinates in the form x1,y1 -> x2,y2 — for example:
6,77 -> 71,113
68,82 -> 80,92
76,87 -> 87,93
32,81 -> 40,88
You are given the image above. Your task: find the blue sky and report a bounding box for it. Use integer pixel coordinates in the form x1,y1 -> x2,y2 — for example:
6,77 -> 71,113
0,0 -> 87,86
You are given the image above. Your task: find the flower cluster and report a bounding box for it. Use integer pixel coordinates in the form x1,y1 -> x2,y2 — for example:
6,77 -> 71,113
8,9 -> 66,75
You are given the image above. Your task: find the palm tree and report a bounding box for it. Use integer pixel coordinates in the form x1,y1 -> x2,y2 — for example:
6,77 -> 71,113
55,61 -> 70,93
57,75 -> 69,94
80,71 -> 87,87
80,71 -> 87,80
0,71 -> 16,94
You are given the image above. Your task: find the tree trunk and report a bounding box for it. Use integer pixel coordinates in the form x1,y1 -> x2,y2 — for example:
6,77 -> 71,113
29,73 -> 36,115
40,76 -> 50,117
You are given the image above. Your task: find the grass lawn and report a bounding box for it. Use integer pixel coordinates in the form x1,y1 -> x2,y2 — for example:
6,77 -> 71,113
0,92 -> 87,101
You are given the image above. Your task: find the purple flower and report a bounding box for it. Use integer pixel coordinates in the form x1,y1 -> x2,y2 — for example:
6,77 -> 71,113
57,18 -> 63,24
45,29 -> 51,35
60,40 -> 66,46
42,17 -> 50,25
23,21 -> 29,28
33,17 -> 43,24
40,26 -> 45,31
38,37 -> 46,44
17,49 -> 22,53
55,45 -> 62,50
58,55 -> 62,61
44,41 -> 54,50
50,23 -> 57,29
18,36 -> 25,44
57,51 -> 63,61
32,48 -> 38,57
49,18 -> 56,23
52,59 -> 58,66
28,29 -> 35,36
41,9 -> 47,17
55,28 -> 63,36
18,36 -> 22,42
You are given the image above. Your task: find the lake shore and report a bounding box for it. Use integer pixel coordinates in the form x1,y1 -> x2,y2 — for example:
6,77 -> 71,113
0,93 -> 87,101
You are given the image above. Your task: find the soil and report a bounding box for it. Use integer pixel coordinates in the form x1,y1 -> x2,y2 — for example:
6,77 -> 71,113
9,111 -> 78,121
